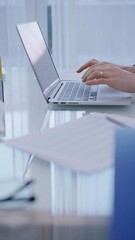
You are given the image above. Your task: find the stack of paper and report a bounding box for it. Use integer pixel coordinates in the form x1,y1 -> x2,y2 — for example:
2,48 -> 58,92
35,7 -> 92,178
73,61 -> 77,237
5,113 -> 135,172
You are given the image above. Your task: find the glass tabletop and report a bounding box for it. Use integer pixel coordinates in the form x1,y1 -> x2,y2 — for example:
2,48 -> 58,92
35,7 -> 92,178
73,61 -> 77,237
0,67 -> 135,239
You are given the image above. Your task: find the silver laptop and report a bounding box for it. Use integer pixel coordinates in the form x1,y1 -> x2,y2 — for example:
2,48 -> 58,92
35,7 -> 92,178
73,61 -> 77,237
16,22 -> 131,106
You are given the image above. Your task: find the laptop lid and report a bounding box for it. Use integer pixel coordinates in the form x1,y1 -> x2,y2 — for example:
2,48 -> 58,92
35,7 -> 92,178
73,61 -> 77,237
16,22 -> 60,101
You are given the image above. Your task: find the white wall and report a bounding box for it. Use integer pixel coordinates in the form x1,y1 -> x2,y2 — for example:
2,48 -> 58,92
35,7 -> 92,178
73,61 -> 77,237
76,1 -> 135,66
0,0 -> 48,67
51,0 -> 135,69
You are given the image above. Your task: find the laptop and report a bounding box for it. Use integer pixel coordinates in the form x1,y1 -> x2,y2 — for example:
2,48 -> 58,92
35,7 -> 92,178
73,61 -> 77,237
16,22 -> 131,106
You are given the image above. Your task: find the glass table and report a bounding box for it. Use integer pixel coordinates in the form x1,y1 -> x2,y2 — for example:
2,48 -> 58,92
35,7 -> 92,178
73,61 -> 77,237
0,67 -> 135,240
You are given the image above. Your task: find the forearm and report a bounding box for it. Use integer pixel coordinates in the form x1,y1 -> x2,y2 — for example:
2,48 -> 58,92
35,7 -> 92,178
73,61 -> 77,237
121,65 -> 135,73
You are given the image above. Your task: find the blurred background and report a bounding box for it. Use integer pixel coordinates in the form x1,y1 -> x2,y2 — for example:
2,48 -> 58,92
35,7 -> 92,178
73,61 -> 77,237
1,0 -> 135,69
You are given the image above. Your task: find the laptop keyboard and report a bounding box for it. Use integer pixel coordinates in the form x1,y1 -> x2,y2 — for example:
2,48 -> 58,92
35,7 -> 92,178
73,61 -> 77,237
58,82 -> 97,101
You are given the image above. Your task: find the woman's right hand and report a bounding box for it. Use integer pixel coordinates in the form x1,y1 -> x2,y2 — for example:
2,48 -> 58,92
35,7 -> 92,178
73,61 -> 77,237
77,59 -> 135,74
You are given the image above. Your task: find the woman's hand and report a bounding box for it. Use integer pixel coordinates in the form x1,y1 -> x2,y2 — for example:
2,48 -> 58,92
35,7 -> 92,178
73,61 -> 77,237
77,59 -> 135,92
77,59 -> 135,74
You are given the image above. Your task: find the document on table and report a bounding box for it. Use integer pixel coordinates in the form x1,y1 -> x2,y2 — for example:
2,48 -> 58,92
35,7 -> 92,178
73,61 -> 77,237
5,113 -> 135,172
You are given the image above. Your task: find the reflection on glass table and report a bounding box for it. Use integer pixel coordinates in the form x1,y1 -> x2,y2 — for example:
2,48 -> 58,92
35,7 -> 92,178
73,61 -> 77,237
24,154 -> 114,216
0,178 -> 35,209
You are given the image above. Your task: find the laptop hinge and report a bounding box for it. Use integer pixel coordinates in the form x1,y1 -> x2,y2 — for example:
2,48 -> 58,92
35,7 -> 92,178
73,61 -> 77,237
44,78 -> 60,100
47,82 -> 63,102
50,82 -> 63,98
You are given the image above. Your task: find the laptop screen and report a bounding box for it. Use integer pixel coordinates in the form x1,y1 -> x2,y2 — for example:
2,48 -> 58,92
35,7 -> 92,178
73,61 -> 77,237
17,22 -> 59,99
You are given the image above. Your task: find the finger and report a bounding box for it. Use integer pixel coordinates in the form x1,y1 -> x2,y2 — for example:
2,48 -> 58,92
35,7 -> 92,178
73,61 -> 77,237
85,78 -> 105,85
82,63 -> 111,80
83,70 -> 105,82
77,60 -> 109,73
76,59 -> 99,73
82,68 -> 95,80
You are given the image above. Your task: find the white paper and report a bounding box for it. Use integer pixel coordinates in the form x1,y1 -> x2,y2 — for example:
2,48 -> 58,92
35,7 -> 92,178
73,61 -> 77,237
106,113 -> 135,128
5,113 -> 120,172
5,112 -> 135,172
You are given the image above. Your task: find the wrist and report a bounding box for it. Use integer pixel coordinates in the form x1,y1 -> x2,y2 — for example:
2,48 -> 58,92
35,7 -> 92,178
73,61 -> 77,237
122,66 -> 135,73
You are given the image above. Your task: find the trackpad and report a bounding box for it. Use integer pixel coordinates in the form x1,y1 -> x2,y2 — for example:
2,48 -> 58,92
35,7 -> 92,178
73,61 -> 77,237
98,85 -> 131,100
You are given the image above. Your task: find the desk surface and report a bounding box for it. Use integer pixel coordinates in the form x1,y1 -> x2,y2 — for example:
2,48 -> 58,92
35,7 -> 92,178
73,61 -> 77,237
0,67 -> 135,240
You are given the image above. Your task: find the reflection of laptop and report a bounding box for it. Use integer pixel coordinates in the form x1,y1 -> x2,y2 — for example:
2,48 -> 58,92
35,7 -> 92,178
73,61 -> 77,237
17,22 -> 131,106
